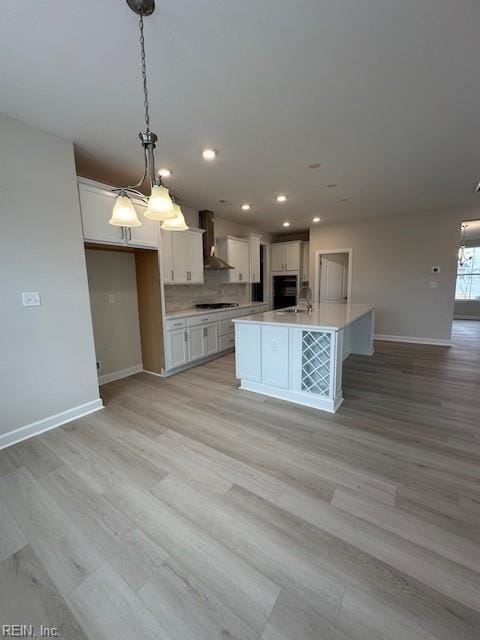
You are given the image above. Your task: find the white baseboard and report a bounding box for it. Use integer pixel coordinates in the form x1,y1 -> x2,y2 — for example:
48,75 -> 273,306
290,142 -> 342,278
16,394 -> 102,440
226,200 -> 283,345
0,399 -> 104,451
454,315 -> 480,321
98,364 -> 143,385
375,334 -> 452,347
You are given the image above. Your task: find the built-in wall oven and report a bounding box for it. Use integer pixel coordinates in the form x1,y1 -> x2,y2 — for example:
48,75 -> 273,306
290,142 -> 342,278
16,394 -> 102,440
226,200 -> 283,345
273,274 -> 297,309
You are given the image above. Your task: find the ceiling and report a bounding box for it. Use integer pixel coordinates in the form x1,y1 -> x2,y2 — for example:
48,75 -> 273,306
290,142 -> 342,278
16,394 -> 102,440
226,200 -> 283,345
2,0 -> 480,232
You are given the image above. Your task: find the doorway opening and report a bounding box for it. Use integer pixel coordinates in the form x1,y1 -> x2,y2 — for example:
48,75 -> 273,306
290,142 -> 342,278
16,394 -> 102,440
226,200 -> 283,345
314,249 -> 352,304
454,219 -> 480,321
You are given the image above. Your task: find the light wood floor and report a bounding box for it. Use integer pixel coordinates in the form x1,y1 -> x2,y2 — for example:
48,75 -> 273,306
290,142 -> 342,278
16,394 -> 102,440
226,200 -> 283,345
1,320 -> 480,640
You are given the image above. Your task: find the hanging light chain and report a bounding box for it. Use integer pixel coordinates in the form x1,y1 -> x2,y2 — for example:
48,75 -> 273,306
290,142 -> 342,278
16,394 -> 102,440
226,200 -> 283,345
138,12 -> 150,133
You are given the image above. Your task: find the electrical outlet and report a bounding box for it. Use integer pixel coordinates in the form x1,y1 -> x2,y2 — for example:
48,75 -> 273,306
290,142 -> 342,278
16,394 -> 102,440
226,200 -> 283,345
108,294 -> 116,304
96,361 -> 102,371
22,292 -> 41,307
429,281 -> 438,289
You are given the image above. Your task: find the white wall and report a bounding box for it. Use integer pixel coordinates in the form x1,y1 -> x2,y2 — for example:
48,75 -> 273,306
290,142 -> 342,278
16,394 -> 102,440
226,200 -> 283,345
309,207 -> 468,342
85,250 -> 143,378
0,114 -> 100,444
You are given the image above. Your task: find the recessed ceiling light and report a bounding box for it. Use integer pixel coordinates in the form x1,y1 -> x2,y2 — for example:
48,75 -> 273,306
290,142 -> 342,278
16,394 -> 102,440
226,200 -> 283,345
282,221 -> 290,227
202,148 -> 217,160
158,168 -> 171,178
327,183 -> 338,188
312,217 -> 321,222
277,194 -> 287,202
308,163 -> 322,169
241,204 -> 251,211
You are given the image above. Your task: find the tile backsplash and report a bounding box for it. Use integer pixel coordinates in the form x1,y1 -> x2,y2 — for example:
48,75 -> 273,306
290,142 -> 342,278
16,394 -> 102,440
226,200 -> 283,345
164,270 -> 250,312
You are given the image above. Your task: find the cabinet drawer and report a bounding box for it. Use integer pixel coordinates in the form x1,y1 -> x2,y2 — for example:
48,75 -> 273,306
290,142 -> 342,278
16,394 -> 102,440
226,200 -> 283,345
219,333 -> 236,351
187,313 -> 217,327
166,318 -> 187,331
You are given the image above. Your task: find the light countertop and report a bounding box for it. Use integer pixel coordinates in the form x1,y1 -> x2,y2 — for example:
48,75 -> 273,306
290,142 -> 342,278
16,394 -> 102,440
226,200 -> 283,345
165,301 -> 266,319
233,303 -> 374,331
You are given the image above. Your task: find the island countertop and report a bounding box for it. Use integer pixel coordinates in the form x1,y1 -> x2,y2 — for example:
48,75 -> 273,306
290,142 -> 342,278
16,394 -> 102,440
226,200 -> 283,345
233,303 -> 375,331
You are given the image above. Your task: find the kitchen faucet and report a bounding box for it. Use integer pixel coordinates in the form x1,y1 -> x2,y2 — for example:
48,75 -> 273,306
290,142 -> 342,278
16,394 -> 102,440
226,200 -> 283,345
298,286 -> 313,312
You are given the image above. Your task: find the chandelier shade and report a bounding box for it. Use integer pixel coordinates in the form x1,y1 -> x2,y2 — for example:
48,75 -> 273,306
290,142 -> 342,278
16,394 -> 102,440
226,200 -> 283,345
161,203 -> 189,231
109,194 -> 142,227
144,184 -> 176,220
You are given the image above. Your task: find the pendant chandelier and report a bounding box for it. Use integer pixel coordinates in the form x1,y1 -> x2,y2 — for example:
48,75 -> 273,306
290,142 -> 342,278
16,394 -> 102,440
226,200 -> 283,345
458,224 -> 472,267
109,0 -> 188,231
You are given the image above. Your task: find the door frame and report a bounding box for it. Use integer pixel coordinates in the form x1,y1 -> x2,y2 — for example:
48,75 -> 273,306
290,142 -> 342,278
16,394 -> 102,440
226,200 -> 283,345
314,249 -> 353,304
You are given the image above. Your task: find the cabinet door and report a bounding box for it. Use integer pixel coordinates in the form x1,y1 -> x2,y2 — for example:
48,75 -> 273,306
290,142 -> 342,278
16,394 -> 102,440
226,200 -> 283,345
167,329 -> 188,369
302,242 -> 309,282
78,182 -> 125,245
128,201 -> 159,249
235,323 -> 261,381
186,231 -> 204,284
227,240 -> 240,282
285,243 -> 300,271
237,241 -> 249,283
172,232 -> 189,283
250,237 -> 261,283
161,230 -> 174,283
271,244 -> 285,271
261,325 -> 289,388
204,323 -> 218,356
187,326 -> 205,361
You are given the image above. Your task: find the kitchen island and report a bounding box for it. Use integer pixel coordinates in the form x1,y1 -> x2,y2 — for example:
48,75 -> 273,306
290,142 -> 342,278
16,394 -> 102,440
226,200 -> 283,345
233,303 -> 375,413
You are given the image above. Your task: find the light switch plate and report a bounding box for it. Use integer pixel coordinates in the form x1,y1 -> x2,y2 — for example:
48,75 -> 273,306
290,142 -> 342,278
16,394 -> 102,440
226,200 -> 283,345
22,292 -> 41,307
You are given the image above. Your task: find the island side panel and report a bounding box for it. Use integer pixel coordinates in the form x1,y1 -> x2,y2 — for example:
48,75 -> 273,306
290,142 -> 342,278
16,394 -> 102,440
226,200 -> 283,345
349,309 -> 375,356
235,322 -> 261,381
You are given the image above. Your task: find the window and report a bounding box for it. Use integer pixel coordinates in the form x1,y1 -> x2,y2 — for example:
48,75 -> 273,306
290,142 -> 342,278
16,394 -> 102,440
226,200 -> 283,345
456,246 -> 480,300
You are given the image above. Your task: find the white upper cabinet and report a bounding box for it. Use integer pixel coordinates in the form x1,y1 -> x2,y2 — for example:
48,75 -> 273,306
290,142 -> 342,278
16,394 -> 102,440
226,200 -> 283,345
301,241 -> 310,282
271,241 -> 301,272
161,228 -> 204,285
249,235 -> 261,284
77,178 -> 159,249
271,244 -> 284,272
217,236 -> 250,283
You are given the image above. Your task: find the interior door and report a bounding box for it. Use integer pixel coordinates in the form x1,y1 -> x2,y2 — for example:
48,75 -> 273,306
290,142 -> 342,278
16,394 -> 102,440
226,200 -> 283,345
271,244 -> 285,271
320,254 -> 347,302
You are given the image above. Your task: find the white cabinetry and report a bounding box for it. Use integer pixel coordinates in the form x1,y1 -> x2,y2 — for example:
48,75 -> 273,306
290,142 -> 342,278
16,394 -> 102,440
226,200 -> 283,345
301,241 -> 310,283
217,236 -> 250,283
249,235 -> 261,284
161,228 -> 204,284
271,241 -> 301,272
78,178 -> 158,249
261,326 -> 290,388
167,329 -> 188,369
187,323 -> 218,361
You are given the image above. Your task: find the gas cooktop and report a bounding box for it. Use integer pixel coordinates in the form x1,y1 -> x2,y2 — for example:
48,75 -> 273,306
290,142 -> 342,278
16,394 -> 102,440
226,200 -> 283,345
195,303 -> 239,310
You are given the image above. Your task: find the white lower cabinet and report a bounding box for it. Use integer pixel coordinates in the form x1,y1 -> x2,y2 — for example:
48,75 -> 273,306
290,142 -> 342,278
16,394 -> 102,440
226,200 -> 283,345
261,326 -> 289,388
187,326 -> 205,361
167,329 -> 188,369
204,323 -> 219,356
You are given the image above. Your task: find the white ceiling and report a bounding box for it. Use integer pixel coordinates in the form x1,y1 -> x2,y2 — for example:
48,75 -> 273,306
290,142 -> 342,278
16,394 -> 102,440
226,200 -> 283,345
2,0 -> 480,232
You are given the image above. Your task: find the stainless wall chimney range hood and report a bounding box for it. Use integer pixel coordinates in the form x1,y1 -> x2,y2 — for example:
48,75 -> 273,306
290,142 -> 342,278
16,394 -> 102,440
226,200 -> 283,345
199,210 -> 234,270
